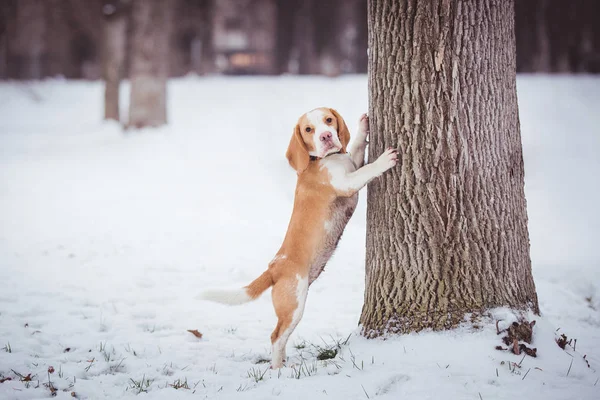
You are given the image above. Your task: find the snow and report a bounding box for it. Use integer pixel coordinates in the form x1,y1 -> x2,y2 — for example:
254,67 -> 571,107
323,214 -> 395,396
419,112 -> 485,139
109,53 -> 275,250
0,75 -> 599,399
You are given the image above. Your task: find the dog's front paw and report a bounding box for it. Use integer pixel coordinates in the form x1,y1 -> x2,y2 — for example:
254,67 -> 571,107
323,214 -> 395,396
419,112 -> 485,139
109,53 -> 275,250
357,113 -> 369,142
375,147 -> 398,173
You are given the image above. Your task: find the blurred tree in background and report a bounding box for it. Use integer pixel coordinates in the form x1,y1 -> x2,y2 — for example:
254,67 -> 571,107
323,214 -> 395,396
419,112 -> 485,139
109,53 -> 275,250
1,0 -> 598,81
128,0 -> 173,128
516,0 -> 600,73
102,0 -> 129,121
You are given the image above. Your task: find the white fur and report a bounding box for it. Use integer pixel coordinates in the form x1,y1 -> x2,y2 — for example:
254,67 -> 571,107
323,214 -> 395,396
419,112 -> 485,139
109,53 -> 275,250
305,109 -> 343,158
271,274 -> 308,368
197,287 -> 252,305
269,254 -> 287,265
348,114 -> 369,167
321,150 -> 397,195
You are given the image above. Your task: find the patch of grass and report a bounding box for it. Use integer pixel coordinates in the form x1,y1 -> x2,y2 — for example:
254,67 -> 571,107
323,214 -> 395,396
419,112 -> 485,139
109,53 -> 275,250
225,326 -> 238,335
84,358 -> 95,372
44,369 -> 57,397
207,363 -> 218,374
128,374 -> 154,394
169,377 -> 190,390
290,359 -> 318,379
236,383 -> 250,392
2,342 -> 11,353
317,348 -> 338,360
349,348 -> 363,371
306,334 -> 351,361
247,366 -> 269,383
108,358 -> 127,374
11,369 -> 35,382
294,340 -> 307,350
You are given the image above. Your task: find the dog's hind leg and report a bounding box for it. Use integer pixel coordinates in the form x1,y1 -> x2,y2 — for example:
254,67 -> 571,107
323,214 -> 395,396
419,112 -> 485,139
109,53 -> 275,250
270,274 -> 308,369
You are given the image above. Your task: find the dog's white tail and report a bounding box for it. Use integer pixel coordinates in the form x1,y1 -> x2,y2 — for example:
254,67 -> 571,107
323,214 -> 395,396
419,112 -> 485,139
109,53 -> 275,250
198,288 -> 253,305
198,270 -> 273,305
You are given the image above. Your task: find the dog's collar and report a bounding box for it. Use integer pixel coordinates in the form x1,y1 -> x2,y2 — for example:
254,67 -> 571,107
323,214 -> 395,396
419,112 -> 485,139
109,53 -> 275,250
310,151 -> 341,161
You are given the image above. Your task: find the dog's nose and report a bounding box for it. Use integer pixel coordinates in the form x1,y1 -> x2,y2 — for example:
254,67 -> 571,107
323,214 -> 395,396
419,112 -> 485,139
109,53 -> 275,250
320,131 -> 333,142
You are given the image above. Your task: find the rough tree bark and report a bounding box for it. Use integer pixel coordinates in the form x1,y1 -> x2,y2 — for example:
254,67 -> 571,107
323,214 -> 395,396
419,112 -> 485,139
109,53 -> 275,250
360,0 -> 539,337
128,0 -> 173,128
102,0 -> 129,122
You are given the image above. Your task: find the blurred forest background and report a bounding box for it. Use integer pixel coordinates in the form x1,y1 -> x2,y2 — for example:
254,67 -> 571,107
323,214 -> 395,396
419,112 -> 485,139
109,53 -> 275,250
1,0 -> 599,81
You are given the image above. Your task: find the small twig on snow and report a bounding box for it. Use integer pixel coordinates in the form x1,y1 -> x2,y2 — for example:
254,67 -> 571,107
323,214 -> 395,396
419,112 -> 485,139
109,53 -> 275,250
361,384 -> 370,399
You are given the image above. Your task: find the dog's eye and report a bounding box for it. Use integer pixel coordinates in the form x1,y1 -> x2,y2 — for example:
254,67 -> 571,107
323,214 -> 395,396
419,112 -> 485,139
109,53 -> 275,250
326,117 -> 333,124
305,127 -> 311,133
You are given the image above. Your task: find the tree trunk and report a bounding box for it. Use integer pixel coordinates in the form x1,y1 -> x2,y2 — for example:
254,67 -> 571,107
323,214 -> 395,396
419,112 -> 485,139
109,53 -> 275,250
360,0 -> 539,337
0,1 -> 10,79
102,0 -> 129,122
128,0 -> 173,128
293,0 -> 317,74
8,0 -> 45,79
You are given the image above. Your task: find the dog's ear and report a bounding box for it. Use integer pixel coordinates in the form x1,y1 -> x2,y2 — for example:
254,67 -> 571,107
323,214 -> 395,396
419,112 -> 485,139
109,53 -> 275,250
329,108 -> 350,153
286,123 -> 310,173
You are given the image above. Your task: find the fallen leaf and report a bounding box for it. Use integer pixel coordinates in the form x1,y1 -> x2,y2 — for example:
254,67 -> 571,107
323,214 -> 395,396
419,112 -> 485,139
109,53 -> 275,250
187,329 -> 203,339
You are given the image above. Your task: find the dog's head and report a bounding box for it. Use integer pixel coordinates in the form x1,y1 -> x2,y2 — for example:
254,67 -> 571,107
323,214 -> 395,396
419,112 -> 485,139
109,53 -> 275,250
286,108 -> 350,173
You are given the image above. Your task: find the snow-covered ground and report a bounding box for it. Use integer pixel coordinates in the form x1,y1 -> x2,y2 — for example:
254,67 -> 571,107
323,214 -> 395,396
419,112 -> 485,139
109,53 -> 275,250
0,75 -> 598,399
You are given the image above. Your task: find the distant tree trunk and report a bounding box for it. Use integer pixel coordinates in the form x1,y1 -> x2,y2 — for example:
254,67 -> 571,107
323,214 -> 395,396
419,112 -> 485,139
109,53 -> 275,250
515,0 -> 600,73
102,0 -> 129,122
65,0 -> 104,79
128,0 -> 173,128
327,0 -> 364,75
275,0 -> 294,74
170,0 -> 207,77
0,1 -> 10,79
293,0 -> 317,74
45,0 -> 71,78
360,0 -> 539,337
354,0 -> 368,73
198,0 -> 214,75
8,0 -> 45,79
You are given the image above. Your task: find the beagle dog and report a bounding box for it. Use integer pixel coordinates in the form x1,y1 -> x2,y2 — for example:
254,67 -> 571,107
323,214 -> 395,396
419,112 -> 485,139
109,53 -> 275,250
201,108 -> 397,368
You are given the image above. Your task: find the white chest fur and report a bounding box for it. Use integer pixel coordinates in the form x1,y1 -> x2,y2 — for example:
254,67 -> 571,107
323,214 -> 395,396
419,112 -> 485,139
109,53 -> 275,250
320,153 -> 358,183
308,154 -> 359,284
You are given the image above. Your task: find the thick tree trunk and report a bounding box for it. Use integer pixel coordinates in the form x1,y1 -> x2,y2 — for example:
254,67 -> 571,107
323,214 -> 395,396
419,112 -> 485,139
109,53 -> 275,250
360,0 -> 539,337
128,0 -> 173,128
102,0 -> 129,122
